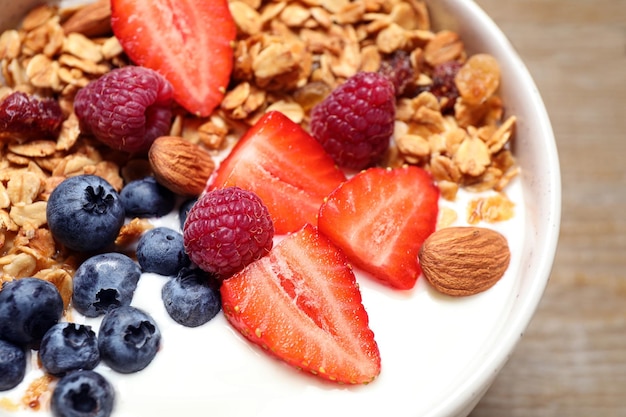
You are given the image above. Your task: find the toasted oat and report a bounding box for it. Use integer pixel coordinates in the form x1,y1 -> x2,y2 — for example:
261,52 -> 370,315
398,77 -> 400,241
467,192 -> 515,224
115,218 -> 154,247
436,206 -> 458,230
0,0 -> 519,312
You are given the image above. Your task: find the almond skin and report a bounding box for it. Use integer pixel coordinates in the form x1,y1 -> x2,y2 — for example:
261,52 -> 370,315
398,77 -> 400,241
61,0 -> 112,37
418,226 -> 510,296
148,136 -> 215,196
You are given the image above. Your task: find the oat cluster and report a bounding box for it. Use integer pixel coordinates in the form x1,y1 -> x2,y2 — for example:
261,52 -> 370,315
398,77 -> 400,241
0,0 -> 517,288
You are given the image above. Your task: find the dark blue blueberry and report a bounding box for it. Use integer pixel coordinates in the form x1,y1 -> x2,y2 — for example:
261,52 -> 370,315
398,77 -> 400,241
162,267 -> 221,327
51,370 -> 114,417
72,253 -> 141,318
0,278 -> 63,347
98,306 -> 161,373
39,323 -> 100,376
178,198 -> 197,230
0,339 -> 27,391
46,175 -> 125,252
136,227 -> 190,276
120,176 -> 175,218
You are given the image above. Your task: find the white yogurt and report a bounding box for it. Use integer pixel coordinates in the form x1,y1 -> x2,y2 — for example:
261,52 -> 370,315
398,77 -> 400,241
0,178 -> 526,417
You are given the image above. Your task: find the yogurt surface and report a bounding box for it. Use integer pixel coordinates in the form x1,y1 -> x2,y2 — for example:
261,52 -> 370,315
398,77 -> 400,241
1,180 -> 526,417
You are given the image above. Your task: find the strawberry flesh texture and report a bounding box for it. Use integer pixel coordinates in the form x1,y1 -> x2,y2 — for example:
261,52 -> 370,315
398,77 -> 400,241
111,0 -> 236,117
318,166 -> 439,290
221,224 -> 380,384
208,111 -> 347,234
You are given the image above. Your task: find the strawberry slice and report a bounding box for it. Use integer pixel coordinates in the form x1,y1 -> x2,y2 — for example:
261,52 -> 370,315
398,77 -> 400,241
110,0 -> 236,117
221,224 -> 381,384
208,111 -> 347,234
318,166 -> 439,290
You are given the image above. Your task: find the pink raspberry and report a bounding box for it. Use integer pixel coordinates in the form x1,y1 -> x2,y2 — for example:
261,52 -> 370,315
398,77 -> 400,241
309,71 -> 396,170
183,187 -> 274,278
74,66 -> 173,153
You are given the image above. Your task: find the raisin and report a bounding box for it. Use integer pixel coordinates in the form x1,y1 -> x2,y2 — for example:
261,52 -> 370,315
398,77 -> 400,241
379,50 -> 415,97
454,54 -> 501,105
0,92 -> 64,141
429,60 -> 463,113
293,81 -> 332,112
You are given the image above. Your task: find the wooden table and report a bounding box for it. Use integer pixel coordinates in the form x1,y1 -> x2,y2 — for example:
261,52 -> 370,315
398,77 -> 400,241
468,1 -> 626,416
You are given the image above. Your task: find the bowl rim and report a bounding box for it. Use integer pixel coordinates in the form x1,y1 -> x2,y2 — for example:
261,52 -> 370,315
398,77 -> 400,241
424,0 -> 561,415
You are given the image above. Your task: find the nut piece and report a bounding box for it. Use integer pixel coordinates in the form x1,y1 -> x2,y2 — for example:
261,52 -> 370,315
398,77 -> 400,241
418,226 -> 510,296
61,0 -> 112,37
148,136 -> 215,196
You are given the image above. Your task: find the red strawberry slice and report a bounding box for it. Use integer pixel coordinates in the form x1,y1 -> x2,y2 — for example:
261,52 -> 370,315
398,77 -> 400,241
208,111 -> 347,234
110,0 -> 236,117
318,166 -> 439,290
221,224 -> 381,384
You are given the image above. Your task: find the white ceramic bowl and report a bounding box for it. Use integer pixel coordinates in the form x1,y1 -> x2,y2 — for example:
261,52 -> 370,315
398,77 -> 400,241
0,1 -> 560,417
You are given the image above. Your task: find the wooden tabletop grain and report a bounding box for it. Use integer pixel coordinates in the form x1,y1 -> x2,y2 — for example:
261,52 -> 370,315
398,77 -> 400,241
467,1 -> 626,416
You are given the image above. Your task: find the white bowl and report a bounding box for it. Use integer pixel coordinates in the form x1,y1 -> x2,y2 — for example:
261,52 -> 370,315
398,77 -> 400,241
0,1 -> 560,416
428,1 -> 561,414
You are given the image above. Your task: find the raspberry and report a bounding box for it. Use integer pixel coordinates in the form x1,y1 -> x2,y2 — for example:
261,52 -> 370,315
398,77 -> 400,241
183,187 -> 274,278
0,91 -> 63,141
74,66 -> 173,153
309,71 -> 396,170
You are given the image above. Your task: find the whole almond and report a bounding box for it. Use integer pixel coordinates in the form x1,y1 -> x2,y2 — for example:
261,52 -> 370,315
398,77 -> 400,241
418,226 -> 510,296
149,136 -> 215,196
61,0 -> 112,37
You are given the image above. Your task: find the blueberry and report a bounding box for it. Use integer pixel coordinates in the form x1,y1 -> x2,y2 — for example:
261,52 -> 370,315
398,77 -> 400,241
51,370 -> 114,417
0,278 -> 63,347
98,306 -> 161,373
72,253 -> 141,318
179,198 -> 197,230
39,323 -> 100,376
162,267 -> 221,327
120,176 -> 175,218
47,175 -> 125,252
136,227 -> 190,276
0,339 -> 27,391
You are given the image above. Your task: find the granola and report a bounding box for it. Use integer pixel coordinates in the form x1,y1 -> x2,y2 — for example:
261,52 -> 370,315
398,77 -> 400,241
0,0 -> 518,293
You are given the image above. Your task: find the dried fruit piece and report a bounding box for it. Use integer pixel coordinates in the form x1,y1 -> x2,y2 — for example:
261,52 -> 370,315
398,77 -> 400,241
454,54 -> 501,105
429,60 -> 462,113
418,226 -> 511,296
0,92 -> 64,141
378,50 -> 415,97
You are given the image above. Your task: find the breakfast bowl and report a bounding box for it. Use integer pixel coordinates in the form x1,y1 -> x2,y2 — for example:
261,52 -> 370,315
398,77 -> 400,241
0,1 -> 560,417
